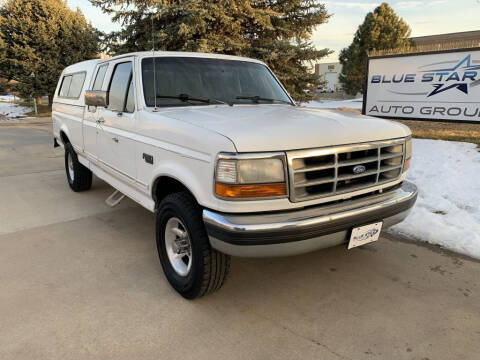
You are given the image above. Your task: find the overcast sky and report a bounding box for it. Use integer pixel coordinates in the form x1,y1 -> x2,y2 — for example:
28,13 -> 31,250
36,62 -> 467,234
69,0 -> 480,63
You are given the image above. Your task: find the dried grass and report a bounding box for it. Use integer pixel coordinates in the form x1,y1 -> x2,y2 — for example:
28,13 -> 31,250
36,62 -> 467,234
396,120 -> 480,147
336,107 -> 480,146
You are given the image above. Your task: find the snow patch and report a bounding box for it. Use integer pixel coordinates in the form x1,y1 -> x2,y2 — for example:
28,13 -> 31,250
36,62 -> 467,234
303,98 -> 363,110
0,95 -> 18,102
390,139 -> 480,260
0,101 -> 31,119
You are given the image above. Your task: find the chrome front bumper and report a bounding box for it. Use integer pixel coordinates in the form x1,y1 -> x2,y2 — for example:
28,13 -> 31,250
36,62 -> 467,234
203,181 -> 418,257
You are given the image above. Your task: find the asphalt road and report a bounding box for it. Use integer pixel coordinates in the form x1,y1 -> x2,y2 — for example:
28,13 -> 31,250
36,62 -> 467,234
1,121 -> 479,360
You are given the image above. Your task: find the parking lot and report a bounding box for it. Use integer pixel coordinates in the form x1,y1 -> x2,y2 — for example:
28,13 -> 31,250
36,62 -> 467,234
1,121 -> 479,360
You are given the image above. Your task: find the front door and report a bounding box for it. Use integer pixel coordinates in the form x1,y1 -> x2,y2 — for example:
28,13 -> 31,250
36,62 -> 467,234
97,60 -> 137,182
83,63 -> 109,160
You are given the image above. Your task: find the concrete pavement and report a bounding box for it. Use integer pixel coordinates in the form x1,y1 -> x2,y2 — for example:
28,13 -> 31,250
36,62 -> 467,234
0,122 -> 479,360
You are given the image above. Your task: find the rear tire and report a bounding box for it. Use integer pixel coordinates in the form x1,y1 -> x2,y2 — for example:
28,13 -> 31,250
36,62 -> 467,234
65,143 -> 92,192
156,191 -> 230,299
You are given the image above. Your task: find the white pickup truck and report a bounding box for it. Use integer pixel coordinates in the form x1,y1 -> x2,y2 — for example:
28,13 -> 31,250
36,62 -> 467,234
53,51 -> 417,298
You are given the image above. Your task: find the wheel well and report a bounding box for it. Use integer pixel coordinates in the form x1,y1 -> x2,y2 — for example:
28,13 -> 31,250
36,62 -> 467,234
60,131 -> 70,145
153,176 -> 196,206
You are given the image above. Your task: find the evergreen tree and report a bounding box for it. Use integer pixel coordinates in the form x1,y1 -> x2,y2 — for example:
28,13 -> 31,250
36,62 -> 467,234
0,0 -> 101,102
339,3 -> 412,95
90,0 -> 332,101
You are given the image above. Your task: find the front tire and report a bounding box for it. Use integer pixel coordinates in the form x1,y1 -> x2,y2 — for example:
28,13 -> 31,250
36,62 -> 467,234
156,192 -> 230,299
65,143 -> 92,192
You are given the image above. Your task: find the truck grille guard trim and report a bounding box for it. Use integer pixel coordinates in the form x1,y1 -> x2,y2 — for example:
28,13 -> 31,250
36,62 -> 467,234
287,138 -> 407,203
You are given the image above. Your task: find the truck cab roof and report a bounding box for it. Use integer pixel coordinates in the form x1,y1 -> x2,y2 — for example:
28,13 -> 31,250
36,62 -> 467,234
103,51 -> 265,65
61,51 -> 265,75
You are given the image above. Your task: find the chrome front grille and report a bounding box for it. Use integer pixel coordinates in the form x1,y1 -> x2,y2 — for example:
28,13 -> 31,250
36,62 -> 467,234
287,138 -> 406,202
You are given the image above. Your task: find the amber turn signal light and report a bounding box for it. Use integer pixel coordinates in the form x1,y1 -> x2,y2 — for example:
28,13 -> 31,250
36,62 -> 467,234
403,158 -> 411,172
215,182 -> 287,198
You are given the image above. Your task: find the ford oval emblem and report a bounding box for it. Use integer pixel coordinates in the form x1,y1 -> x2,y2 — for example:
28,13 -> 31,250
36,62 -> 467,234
353,165 -> 366,174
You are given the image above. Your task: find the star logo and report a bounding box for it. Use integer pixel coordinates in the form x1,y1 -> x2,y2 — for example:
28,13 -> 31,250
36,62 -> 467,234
423,55 -> 480,97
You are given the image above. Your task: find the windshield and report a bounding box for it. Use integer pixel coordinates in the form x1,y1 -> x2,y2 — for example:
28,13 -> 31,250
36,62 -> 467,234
141,57 -> 293,107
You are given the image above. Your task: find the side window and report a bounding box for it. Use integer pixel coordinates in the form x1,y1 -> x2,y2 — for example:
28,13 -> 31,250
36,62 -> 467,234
92,64 -> 108,90
125,79 -> 135,113
68,73 -> 86,98
59,75 -> 72,97
58,72 -> 86,99
108,62 -> 133,112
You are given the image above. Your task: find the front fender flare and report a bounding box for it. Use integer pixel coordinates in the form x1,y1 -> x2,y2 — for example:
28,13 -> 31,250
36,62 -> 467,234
58,124 -> 71,145
150,161 -> 212,207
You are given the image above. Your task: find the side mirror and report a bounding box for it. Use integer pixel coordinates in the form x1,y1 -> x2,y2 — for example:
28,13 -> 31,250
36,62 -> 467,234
85,90 -> 108,107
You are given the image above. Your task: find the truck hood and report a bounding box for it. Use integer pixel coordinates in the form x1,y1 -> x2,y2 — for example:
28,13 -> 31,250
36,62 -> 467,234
160,105 -> 411,152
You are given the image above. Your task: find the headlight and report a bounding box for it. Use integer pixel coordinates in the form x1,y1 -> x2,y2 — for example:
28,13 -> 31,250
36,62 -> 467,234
403,137 -> 412,172
215,154 -> 287,199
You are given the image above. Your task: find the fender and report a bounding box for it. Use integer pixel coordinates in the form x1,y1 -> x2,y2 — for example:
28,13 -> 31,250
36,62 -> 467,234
150,159 -> 212,208
58,121 -> 85,154
59,123 -> 71,145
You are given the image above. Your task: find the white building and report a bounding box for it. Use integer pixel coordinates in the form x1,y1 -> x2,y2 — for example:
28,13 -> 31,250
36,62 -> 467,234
315,62 -> 343,92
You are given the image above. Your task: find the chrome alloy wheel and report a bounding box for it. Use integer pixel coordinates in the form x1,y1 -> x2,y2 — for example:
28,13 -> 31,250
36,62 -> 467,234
67,151 -> 75,181
164,217 -> 192,276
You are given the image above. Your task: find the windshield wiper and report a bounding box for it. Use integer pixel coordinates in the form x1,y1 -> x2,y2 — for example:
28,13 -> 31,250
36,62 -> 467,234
156,94 -> 232,106
236,95 -> 293,105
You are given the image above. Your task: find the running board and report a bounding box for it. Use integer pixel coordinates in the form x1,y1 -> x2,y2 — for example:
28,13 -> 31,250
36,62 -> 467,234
105,190 -> 125,207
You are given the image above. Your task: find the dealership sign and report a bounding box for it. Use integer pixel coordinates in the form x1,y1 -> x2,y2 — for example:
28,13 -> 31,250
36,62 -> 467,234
364,49 -> 480,123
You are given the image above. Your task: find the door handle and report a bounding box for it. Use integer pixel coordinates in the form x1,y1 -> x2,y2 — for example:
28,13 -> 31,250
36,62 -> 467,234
97,118 -> 105,124
112,137 -> 119,143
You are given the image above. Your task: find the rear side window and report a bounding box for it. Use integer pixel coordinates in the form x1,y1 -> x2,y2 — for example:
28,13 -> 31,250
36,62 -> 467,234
108,62 -> 133,112
58,72 -> 86,99
69,73 -> 86,98
59,76 -> 72,97
92,64 -> 108,90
